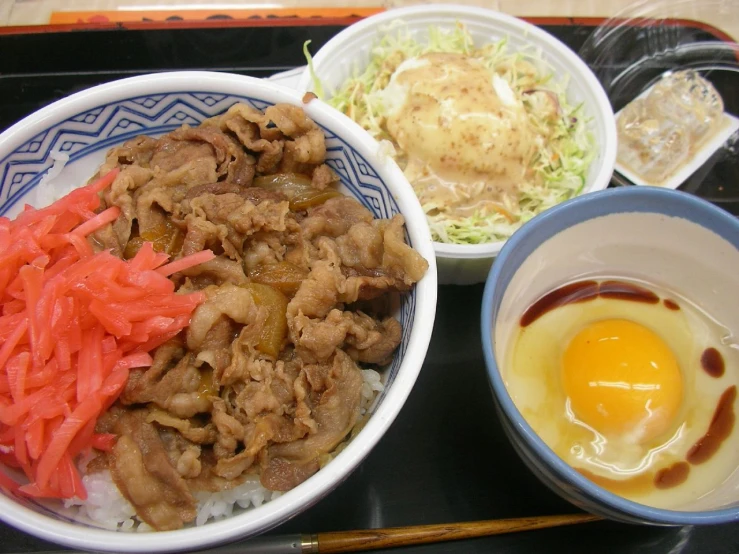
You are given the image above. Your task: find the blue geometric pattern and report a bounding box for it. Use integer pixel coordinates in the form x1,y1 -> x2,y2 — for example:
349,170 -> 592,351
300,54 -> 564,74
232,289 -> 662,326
0,91 -> 416,525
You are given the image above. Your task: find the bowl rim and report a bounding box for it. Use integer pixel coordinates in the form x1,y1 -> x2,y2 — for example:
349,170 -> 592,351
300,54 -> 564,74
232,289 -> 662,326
296,2 -> 618,259
0,70 -> 438,552
480,185 -> 739,525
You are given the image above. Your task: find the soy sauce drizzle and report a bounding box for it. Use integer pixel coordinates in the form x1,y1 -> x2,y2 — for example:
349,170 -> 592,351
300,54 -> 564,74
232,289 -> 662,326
519,281 -> 599,327
521,279 -> 661,327
523,280 -> 736,494
654,462 -> 690,489
598,280 -> 659,303
701,347 -> 725,378
663,298 -> 680,310
578,462 -> 689,495
687,385 -> 737,465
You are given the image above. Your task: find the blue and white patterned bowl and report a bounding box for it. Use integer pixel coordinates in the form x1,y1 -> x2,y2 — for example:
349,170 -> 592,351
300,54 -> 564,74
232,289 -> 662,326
481,186 -> 739,525
0,71 -> 437,552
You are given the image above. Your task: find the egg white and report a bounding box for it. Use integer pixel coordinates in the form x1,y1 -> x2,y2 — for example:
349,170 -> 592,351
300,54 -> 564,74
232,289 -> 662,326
505,281 -> 739,509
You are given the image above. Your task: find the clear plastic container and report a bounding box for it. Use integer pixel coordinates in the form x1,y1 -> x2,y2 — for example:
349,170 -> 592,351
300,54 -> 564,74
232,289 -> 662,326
579,0 -> 739,212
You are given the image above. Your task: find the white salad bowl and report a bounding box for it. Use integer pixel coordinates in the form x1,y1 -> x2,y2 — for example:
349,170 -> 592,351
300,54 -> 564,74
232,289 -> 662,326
297,4 -> 618,285
0,71 -> 437,553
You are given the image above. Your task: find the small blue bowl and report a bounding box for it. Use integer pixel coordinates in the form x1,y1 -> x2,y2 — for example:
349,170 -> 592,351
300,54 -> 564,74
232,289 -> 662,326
481,186 -> 739,525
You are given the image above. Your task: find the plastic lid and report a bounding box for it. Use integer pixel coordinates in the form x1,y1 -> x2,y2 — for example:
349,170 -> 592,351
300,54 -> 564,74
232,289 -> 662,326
579,0 -> 739,214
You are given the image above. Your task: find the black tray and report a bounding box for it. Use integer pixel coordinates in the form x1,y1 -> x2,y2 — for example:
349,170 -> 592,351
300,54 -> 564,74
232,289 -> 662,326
0,19 -> 737,554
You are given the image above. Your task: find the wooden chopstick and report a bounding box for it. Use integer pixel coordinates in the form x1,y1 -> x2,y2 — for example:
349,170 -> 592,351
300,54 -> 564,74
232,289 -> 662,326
10,514 -> 601,554
302,513 -> 602,553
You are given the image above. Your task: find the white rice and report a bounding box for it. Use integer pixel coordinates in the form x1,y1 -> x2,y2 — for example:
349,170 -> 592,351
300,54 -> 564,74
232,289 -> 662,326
360,369 -> 384,414
63,369 -> 384,531
34,151 -> 69,208
193,478 -> 283,528
64,471 -> 140,531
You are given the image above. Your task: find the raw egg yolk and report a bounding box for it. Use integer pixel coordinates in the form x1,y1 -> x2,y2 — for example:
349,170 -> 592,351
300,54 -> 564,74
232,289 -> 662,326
562,319 -> 683,442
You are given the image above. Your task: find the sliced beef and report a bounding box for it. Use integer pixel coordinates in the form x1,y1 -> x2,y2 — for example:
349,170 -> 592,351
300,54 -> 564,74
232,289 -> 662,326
183,181 -> 242,199
92,103 -> 428,521
96,136 -> 158,176
186,283 -> 264,352
178,191 -> 290,264
184,182 -> 286,205
176,445 -> 202,479
88,222 -> 123,257
260,457 -> 320,492
264,104 -> 317,137
217,326 -> 271,386
289,309 -> 348,362
122,353 -> 211,418
290,309 -> 402,364
214,450 -> 256,481
343,271 -> 408,302
151,138 -> 216,174
188,193 -> 289,238
261,350 -> 362,490
180,255 -> 247,287
109,410 -> 197,531
180,214 -> 226,258
300,197 -> 374,239
310,164 -> 339,190
122,340 -> 185,402
224,110 -> 284,174
146,409 -> 217,444
381,215 -> 429,285
153,126 -> 231,175
102,165 -> 153,247
344,315 -> 402,364
243,234 -> 288,272
335,221 -> 384,268
211,397 -> 246,458
287,260 -> 342,321
280,127 -> 326,173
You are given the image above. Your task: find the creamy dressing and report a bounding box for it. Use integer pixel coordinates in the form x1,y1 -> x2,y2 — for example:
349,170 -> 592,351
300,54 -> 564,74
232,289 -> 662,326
377,52 -> 535,216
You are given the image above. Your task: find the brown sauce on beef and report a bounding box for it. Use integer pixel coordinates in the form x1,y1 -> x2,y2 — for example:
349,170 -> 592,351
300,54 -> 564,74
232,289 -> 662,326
687,385 -> 737,465
654,461 -> 690,489
700,347 -> 725,378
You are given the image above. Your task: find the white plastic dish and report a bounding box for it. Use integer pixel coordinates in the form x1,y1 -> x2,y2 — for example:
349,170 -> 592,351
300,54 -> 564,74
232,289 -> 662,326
613,78 -> 739,190
297,4 -> 617,285
0,71 -> 437,553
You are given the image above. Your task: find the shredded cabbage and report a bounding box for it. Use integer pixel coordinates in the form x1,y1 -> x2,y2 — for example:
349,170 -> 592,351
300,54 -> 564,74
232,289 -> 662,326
305,24 -> 595,245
